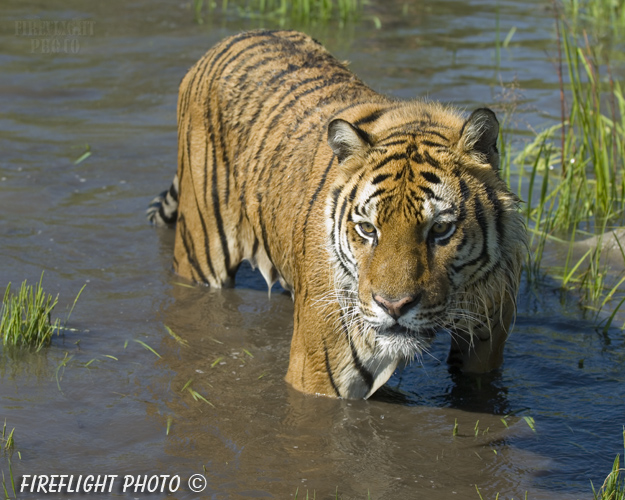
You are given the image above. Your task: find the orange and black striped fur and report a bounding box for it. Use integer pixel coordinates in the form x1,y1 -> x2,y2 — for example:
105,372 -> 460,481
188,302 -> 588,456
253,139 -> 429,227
148,30 -> 526,399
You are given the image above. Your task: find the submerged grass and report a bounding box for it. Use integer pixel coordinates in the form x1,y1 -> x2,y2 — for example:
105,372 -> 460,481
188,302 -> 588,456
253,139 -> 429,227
0,273 -> 84,351
293,488 -> 371,499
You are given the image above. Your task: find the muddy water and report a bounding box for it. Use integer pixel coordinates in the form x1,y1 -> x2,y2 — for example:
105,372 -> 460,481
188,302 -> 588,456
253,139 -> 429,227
1,0 -> 624,498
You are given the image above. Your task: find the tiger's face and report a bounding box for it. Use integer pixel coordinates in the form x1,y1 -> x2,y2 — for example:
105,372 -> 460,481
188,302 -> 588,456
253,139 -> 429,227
326,107 -> 516,362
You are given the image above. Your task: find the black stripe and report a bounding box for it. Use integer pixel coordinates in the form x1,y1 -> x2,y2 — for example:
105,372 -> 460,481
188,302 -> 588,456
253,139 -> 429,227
425,130 -> 450,142
459,179 -> 470,201
190,33 -> 252,104
455,230 -> 469,253
193,201 -> 217,282
371,173 -> 391,185
349,339 -> 374,393
450,197 -> 490,274
363,187 -> 387,206
438,207 -> 456,217
327,186 -> 356,280
200,32 -> 276,98
337,193 -> 350,248
169,182 -> 179,202
408,189 -> 425,204
214,108 -> 233,204
353,108 -> 386,126
419,185 -> 442,201
185,128 -> 217,282
246,73 -> 326,136
378,139 -> 409,148
378,131 -> 413,144
211,147 -> 231,273
158,204 -> 176,224
372,152 -> 408,171
335,192 -> 358,273
484,185 -> 504,246
252,74 -> 357,233
233,49 -> 297,91
302,154 -> 336,256
329,187 -> 342,226
423,151 -> 442,170
421,140 -> 447,149
230,40 -> 313,123
383,120 -> 450,140
240,73 -> 330,203
420,171 -> 441,184
323,342 -> 341,397
177,214 -> 209,284
347,183 -> 359,202
402,192 -> 420,219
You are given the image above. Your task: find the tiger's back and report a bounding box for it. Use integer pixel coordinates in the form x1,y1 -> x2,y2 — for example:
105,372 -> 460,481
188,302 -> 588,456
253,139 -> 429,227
149,30 -> 526,399
171,30 -> 386,289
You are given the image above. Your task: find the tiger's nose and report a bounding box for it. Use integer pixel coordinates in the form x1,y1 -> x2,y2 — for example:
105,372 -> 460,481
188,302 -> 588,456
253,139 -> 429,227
373,294 -> 416,319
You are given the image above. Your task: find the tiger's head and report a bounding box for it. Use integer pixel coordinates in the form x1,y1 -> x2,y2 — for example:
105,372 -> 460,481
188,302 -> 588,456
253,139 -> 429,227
325,104 -> 524,366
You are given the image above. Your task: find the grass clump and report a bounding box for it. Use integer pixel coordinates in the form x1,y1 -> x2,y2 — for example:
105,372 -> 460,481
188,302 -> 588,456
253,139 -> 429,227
565,0 -> 625,38
594,455 -> 625,500
518,25 -> 625,233
593,429 -> 625,500
192,0 -> 371,27
1,422 -> 18,500
0,273 -> 84,351
512,0 -> 625,322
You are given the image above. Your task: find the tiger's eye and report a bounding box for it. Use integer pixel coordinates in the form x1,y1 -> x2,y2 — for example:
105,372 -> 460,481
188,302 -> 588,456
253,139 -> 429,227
431,221 -> 453,236
358,222 -> 377,237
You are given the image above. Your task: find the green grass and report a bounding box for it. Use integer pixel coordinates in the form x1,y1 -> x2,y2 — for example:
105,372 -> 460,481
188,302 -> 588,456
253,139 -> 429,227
593,429 -> 625,500
1,422 -> 18,500
192,0 -> 374,26
566,0 -> 625,37
510,0 -> 625,322
594,455 -> 625,500
0,273 -> 84,351
518,26 -> 625,233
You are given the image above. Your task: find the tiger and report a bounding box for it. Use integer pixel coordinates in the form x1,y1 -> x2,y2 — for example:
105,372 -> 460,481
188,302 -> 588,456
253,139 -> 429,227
147,30 -> 526,399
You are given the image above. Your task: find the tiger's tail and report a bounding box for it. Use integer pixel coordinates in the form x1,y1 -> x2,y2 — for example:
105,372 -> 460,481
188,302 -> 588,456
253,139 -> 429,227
147,175 -> 179,226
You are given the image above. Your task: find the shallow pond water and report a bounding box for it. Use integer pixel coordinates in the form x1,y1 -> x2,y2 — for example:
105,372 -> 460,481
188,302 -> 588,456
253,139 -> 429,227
1,0 -> 624,498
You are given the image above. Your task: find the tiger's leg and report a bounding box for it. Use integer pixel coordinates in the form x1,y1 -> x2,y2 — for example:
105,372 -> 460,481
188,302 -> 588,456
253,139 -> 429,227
173,118 -> 245,287
447,294 -> 515,373
286,285 -> 398,399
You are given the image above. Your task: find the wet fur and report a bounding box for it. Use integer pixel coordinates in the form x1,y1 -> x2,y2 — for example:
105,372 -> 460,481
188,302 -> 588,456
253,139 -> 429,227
148,30 -> 526,399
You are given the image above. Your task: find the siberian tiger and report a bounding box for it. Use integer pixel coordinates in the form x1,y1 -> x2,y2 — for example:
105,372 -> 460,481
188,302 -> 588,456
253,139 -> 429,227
148,30 -> 526,399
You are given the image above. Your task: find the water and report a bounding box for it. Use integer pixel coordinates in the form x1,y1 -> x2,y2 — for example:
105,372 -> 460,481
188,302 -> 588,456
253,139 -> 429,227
1,0 -> 624,498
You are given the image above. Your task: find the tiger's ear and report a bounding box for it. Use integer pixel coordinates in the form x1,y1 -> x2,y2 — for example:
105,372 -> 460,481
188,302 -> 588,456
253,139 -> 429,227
460,108 -> 500,170
327,119 -> 372,163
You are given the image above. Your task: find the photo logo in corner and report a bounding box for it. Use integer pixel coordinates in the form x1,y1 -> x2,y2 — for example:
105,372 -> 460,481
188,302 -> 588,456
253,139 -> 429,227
19,474 -> 209,495
14,19 -> 95,54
